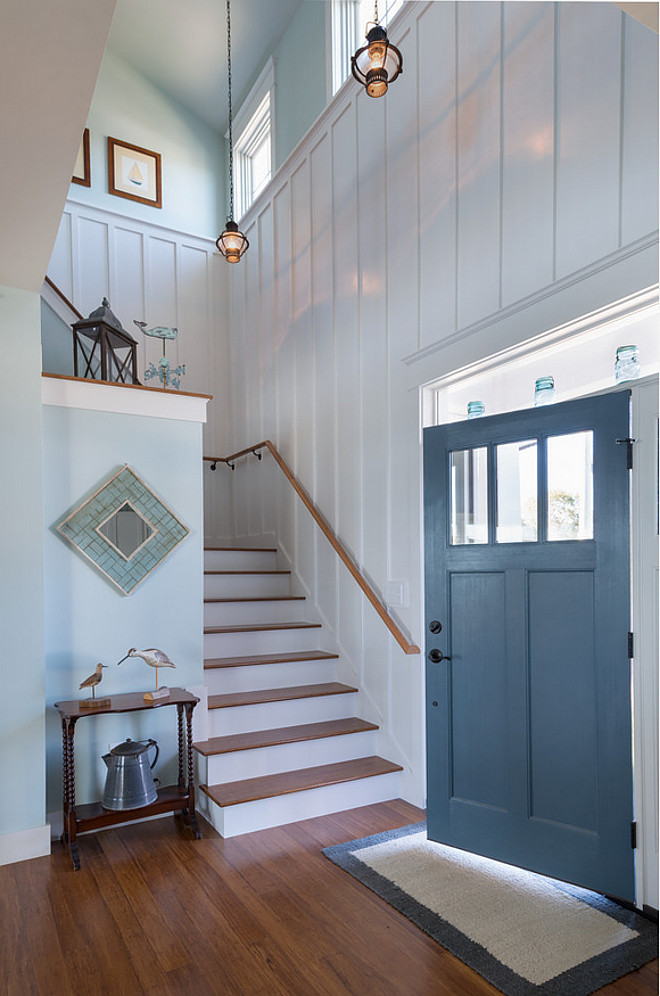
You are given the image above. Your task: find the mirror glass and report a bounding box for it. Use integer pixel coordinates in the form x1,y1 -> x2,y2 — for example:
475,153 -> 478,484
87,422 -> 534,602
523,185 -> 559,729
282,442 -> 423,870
98,502 -> 155,559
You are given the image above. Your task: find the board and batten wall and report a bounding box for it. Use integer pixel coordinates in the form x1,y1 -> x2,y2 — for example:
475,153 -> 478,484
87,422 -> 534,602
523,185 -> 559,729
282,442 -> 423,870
220,1 -> 658,812
47,199 -> 233,542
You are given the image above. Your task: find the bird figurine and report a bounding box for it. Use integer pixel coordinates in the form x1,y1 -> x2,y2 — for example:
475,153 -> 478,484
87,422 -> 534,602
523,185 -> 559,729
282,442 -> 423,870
116,648 -> 176,691
79,662 -> 107,699
133,320 -> 179,340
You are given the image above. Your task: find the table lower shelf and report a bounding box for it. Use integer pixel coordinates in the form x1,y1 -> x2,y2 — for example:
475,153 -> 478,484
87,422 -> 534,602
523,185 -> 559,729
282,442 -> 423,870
71,785 -> 194,834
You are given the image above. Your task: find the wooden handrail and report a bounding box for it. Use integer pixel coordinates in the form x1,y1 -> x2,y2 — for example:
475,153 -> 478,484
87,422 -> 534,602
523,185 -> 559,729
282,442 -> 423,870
43,275 -> 84,320
204,441 -> 421,655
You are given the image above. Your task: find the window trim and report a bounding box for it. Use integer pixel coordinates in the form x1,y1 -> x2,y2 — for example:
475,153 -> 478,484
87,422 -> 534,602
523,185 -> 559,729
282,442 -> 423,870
227,57 -> 275,219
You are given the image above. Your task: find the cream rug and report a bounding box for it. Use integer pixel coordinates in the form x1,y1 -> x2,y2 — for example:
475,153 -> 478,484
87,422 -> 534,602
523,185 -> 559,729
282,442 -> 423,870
322,822 -> 657,995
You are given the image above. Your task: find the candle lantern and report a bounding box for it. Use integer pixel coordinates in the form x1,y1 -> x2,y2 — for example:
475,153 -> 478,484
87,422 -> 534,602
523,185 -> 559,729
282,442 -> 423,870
72,298 -> 139,384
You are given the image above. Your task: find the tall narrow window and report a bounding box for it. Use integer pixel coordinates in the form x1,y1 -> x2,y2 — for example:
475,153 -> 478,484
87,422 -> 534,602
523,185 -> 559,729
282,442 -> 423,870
231,59 -> 274,219
332,0 -> 406,95
332,1 -> 359,95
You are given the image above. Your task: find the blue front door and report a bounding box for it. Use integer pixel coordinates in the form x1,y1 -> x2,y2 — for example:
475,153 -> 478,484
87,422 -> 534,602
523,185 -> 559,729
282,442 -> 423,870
423,391 -> 634,901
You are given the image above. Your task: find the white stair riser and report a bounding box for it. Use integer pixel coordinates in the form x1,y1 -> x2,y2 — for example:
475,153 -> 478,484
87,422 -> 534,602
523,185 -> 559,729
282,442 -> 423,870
204,599 -> 309,627
198,771 -> 402,838
204,627 -> 323,658
204,659 -> 338,694
200,730 -> 380,783
204,574 -> 292,599
208,693 -> 357,736
204,549 -> 279,572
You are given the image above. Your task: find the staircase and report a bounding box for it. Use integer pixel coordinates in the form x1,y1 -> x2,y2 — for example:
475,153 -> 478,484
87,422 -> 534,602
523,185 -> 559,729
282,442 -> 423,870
194,545 -> 403,837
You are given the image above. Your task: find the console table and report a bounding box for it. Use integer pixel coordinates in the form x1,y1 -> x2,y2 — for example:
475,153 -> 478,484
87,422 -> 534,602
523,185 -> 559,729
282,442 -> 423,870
54,687 -> 201,870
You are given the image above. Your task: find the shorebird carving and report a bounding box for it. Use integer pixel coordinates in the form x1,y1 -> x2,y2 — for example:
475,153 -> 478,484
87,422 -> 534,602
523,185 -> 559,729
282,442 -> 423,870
79,662 -> 107,698
116,648 -> 176,691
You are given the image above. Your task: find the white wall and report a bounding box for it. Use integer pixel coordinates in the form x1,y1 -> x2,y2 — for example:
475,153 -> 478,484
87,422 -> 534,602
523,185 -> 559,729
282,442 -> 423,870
47,199 -> 234,542
219,1 -> 658,808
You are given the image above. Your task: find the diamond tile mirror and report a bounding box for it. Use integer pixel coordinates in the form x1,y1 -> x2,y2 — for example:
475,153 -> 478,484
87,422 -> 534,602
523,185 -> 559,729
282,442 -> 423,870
55,466 -> 189,594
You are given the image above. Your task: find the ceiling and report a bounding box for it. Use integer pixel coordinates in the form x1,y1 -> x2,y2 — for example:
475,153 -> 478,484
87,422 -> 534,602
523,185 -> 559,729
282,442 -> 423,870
106,0 -> 305,135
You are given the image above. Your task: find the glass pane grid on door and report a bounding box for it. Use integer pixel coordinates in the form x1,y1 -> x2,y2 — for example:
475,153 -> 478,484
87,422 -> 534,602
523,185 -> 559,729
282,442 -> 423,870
450,429 -> 595,547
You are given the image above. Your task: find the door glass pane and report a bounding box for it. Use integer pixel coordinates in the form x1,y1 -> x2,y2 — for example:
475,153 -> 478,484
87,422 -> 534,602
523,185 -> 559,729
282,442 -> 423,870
547,431 -> 594,541
496,440 -> 538,543
450,448 -> 488,544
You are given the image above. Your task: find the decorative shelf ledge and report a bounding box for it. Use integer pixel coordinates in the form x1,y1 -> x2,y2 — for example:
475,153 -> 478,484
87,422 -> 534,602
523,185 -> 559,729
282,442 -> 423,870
41,372 -> 211,423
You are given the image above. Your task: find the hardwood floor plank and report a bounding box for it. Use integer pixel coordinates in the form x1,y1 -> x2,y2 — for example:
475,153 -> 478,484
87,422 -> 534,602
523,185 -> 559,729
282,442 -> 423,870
0,802 -> 656,996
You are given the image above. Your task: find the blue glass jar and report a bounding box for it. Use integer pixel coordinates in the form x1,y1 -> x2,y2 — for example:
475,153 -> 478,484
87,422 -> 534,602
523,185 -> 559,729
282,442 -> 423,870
467,400 -> 485,419
534,376 -> 555,407
615,345 -> 639,383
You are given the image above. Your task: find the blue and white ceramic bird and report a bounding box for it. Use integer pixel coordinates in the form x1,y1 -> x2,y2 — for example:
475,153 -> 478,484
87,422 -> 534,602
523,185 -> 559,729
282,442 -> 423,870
116,647 -> 176,691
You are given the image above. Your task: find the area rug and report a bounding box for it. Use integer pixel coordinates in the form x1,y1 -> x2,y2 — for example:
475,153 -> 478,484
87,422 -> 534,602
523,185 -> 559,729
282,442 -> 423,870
322,822 -> 657,996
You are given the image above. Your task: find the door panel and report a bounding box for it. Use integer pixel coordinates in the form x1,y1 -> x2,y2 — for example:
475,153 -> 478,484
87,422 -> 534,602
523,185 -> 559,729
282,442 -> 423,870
528,570 -> 597,830
450,572 -> 508,810
424,390 -> 634,901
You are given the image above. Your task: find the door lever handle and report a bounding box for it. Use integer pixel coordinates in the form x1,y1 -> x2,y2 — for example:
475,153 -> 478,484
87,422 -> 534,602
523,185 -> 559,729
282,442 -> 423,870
428,649 -> 451,663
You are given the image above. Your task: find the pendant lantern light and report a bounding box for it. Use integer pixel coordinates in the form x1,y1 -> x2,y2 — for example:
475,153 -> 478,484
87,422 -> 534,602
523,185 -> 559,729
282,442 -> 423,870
351,0 -> 403,98
216,0 -> 249,263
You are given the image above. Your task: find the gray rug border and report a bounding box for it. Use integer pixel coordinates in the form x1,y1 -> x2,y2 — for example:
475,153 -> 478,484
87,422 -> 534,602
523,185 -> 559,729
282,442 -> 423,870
322,822 -> 658,996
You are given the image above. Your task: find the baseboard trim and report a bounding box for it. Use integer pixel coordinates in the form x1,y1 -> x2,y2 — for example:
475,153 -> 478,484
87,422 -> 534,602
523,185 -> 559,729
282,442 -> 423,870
0,823 -> 51,867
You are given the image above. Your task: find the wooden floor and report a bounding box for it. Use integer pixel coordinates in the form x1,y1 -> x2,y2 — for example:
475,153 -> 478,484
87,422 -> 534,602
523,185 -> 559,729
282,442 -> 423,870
1,800 -> 657,996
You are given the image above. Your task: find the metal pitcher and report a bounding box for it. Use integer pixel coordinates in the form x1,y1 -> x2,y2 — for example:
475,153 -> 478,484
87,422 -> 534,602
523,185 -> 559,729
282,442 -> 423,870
102,737 -> 159,810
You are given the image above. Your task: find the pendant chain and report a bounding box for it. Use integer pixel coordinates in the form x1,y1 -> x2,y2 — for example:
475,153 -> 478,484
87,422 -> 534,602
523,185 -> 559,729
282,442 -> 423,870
226,0 -> 234,221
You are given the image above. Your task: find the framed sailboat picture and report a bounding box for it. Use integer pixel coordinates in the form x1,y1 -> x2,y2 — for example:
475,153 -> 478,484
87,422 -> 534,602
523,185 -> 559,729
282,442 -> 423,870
107,137 -> 162,208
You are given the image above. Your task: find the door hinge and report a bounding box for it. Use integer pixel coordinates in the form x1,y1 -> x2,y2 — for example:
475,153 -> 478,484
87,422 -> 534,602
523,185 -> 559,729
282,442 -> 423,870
616,437 -> 636,470
628,632 -> 634,659
631,821 -> 637,849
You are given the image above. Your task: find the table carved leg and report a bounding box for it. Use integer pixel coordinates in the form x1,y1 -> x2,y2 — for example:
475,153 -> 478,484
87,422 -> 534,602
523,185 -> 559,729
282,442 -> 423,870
61,717 -> 80,870
185,703 -> 201,838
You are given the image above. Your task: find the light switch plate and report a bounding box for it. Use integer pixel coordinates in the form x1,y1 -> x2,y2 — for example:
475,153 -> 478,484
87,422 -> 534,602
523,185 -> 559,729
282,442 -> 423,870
385,580 -> 409,608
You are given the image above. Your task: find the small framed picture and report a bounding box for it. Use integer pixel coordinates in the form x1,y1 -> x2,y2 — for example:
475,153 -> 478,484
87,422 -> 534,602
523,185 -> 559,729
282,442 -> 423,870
107,137 -> 162,208
72,128 -> 91,187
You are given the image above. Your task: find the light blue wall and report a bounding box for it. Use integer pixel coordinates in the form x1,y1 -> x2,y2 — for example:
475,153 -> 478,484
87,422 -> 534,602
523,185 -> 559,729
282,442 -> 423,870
0,286 -> 46,837
70,50 -> 225,239
273,1 -> 329,170
42,403 -> 204,814
41,299 -> 74,376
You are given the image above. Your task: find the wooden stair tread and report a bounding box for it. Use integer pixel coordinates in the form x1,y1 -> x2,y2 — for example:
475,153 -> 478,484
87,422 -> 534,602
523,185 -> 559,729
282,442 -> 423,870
205,621 -> 321,635
204,596 -> 305,604
201,756 -> 403,807
204,569 -> 290,576
194,718 -> 379,756
204,546 -> 277,552
208,682 -> 358,709
204,650 -> 339,669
